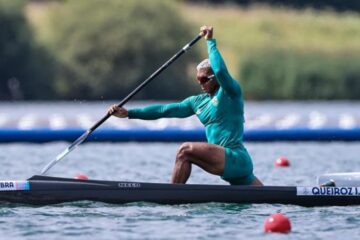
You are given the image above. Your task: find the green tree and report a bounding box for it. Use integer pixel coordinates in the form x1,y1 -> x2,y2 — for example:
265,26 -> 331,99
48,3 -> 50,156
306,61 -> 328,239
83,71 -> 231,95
44,0 -> 201,100
0,0 -> 54,100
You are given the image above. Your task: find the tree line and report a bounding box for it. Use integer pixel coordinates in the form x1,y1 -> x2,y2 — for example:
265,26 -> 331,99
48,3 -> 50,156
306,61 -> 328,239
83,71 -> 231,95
0,0 -> 201,100
186,0 -> 360,12
1,0 -> 359,100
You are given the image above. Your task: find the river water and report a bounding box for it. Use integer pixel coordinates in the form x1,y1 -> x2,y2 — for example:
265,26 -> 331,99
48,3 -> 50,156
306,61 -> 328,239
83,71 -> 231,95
0,101 -> 359,129
0,141 -> 359,239
0,101 -> 360,239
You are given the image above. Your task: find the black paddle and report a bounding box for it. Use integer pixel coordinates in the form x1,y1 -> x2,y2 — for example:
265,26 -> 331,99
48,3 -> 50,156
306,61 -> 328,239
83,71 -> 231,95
41,33 -> 203,175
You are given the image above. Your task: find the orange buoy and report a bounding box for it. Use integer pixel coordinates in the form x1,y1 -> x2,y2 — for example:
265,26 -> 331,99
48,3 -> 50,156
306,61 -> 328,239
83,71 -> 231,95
275,156 -> 290,167
74,174 -> 88,180
264,213 -> 291,233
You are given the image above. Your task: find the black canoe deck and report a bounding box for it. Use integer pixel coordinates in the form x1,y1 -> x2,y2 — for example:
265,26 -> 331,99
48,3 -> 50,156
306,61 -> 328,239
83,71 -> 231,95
0,175 -> 358,206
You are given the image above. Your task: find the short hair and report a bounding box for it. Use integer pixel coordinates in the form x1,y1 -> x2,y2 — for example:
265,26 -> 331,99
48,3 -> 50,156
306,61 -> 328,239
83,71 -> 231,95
196,59 -> 211,71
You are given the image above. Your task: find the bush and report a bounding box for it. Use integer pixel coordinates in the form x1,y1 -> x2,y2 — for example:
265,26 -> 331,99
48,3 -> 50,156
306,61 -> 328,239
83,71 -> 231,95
239,48 -> 360,100
44,0 -> 201,100
0,0 -> 54,100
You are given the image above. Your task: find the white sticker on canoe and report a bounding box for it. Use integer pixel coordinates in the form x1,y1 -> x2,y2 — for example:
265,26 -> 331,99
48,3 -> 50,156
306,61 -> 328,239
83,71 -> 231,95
0,181 -> 30,191
297,187 -> 360,196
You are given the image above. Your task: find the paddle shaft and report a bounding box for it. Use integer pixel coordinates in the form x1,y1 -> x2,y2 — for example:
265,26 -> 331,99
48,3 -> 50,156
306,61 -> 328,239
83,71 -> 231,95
90,34 -> 202,132
40,34 -> 202,175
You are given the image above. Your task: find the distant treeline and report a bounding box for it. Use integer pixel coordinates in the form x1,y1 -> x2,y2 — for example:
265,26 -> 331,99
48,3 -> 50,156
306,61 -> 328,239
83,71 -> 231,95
187,0 -> 360,12
0,0 -> 54,100
240,49 -> 360,100
1,0 -> 360,100
0,0 -> 201,100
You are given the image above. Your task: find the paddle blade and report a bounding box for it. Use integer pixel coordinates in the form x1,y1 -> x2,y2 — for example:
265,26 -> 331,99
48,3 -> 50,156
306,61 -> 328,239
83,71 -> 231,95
40,130 -> 90,175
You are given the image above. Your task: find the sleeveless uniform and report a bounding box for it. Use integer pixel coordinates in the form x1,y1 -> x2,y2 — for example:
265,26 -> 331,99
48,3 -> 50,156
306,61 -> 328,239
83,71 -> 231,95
128,39 -> 255,185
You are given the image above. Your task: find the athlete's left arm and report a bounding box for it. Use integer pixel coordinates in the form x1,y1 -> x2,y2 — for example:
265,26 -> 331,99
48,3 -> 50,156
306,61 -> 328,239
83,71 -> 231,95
207,39 -> 242,97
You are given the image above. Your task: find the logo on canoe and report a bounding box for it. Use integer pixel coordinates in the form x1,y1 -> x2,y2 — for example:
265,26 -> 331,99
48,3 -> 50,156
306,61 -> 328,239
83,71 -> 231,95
0,181 -> 30,191
0,182 -> 14,189
118,182 -> 141,188
297,186 -> 360,196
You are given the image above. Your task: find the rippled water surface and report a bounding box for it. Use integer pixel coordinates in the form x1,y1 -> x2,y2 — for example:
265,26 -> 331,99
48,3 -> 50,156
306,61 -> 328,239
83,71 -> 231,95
0,142 -> 360,239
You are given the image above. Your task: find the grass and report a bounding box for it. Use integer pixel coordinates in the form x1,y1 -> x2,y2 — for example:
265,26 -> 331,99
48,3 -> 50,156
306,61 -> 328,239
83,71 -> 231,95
180,3 -> 360,75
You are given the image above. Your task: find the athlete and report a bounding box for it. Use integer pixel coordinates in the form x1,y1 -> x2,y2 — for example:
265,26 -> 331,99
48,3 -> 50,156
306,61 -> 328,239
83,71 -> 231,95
108,26 -> 263,186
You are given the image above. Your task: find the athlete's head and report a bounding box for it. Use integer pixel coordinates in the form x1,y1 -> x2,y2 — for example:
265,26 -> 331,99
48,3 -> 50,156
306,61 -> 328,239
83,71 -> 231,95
196,59 -> 219,95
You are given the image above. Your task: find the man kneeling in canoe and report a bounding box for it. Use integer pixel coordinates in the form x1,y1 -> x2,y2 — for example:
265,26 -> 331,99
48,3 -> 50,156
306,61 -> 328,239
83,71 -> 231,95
108,26 -> 263,186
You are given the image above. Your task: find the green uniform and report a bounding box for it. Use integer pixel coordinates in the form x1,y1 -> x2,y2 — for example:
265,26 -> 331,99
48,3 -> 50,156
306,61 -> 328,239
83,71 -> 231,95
128,39 -> 255,185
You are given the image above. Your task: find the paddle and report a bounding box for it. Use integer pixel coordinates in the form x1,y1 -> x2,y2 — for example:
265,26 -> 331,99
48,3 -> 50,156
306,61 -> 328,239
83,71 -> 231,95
40,33 -> 203,175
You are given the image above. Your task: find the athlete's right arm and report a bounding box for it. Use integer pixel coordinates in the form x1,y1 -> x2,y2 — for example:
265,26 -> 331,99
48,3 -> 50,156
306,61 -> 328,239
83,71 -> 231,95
109,97 -> 195,120
129,97 -> 195,120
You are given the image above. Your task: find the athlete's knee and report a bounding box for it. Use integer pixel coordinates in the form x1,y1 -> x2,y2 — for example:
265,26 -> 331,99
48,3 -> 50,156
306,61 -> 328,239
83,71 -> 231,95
176,142 -> 194,162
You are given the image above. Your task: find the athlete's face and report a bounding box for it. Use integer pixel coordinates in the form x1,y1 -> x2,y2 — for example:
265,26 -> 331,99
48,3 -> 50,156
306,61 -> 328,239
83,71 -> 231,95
196,69 -> 218,95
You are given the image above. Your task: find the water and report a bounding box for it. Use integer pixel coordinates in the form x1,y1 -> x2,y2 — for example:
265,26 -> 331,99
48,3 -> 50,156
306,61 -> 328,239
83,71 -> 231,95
0,141 -> 359,239
0,101 -> 359,129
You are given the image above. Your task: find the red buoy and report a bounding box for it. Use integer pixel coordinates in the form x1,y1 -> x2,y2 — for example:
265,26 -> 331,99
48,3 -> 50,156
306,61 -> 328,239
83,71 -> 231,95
74,174 -> 88,180
264,213 -> 291,233
275,156 -> 290,167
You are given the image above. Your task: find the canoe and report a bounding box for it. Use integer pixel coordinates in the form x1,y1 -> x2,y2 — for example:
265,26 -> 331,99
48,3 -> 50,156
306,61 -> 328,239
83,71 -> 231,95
0,175 -> 359,206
